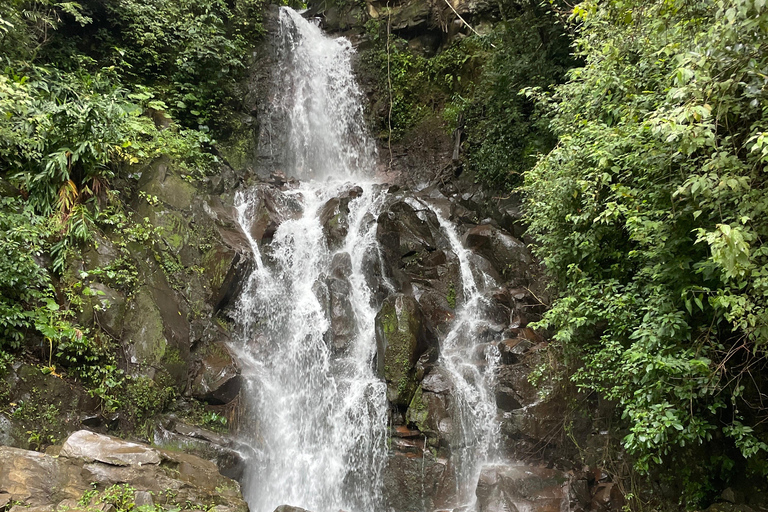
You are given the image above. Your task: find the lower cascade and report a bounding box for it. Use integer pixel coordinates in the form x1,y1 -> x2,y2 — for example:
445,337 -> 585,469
230,7 -> 565,512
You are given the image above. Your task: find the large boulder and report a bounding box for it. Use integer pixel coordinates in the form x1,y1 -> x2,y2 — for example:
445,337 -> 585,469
273,506 -> 313,512
376,200 -> 441,291
152,420 -> 255,481
375,294 -> 435,407
59,430 -> 161,466
405,385 -> 451,443
318,252 -> 357,353
475,464 -> 568,512
381,450 -> 451,512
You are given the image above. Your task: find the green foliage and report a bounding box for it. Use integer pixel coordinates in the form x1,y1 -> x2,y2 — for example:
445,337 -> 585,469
125,375 -> 176,427
360,2 -> 571,188
95,0 -> 264,128
525,0 -> 768,504
463,1 -> 573,189
0,196 -> 53,346
361,20 -> 487,140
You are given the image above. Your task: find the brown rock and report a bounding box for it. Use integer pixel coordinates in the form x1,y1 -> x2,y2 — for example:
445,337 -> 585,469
59,430 -> 161,466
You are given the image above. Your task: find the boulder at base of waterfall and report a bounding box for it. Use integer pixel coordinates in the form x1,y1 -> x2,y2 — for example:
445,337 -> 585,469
475,464 -> 568,512
375,294 -> 435,407
0,430 -> 247,512
273,506 -> 313,512
381,450 -> 451,512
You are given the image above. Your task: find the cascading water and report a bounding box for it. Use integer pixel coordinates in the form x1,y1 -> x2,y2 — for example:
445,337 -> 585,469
232,9 -> 388,512
232,7 -> 510,512
428,207 -> 503,505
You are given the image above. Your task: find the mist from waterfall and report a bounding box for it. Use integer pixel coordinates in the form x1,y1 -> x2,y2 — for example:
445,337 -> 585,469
231,7 -> 507,512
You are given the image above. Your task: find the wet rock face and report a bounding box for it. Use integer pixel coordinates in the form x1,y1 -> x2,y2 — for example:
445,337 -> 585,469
381,450 -> 450,512
375,294 -> 436,407
325,252 -> 357,353
376,200 -> 443,291
475,464 -> 569,512
0,430 -> 247,512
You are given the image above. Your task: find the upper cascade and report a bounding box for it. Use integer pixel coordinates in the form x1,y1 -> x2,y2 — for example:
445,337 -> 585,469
267,7 -> 376,181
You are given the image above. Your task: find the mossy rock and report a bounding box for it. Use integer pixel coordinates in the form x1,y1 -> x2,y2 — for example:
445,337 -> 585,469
122,286 -> 168,368
137,157 -> 196,211
375,294 -> 435,407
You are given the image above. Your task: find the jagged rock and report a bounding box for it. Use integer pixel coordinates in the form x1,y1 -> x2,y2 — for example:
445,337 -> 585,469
421,367 -> 453,395
60,430 -> 161,466
463,224 -> 532,280
319,196 -> 350,250
497,338 -> 533,365
189,341 -> 242,405
406,385 -> 451,441
590,482 -> 625,512
475,464 -> 568,512
201,198 -> 254,312
375,294 -> 436,407
376,200 -> 441,291
494,386 -> 523,412
241,184 -> 303,243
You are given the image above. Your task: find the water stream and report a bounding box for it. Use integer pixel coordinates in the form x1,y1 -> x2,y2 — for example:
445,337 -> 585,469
231,8 -> 506,512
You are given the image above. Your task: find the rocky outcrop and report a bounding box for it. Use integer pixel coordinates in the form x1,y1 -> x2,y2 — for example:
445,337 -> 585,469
375,294 -> 436,407
0,430 -> 247,512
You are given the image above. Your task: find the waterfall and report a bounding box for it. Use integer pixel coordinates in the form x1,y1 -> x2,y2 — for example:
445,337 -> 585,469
231,7 -> 508,512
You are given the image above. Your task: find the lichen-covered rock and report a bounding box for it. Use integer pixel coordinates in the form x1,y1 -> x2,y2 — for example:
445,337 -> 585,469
77,283 -> 127,339
122,286 -> 167,367
137,157 -> 196,211
375,294 -> 435,407
405,384 -> 451,442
